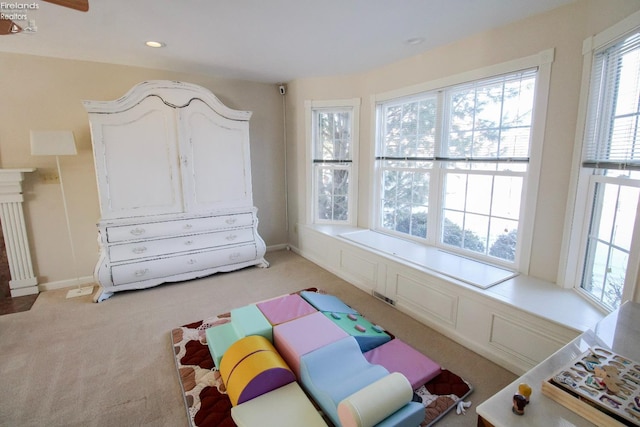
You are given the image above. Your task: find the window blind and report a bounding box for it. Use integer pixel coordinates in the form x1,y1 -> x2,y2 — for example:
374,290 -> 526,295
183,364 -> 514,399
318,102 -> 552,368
583,31 -> 640,170
313,110 -> 352,163
440,68 -> 537,163
375,69 -> 537,163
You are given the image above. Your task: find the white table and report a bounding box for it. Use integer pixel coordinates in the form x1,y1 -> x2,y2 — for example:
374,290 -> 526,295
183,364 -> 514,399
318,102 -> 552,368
476,301 -> 640,427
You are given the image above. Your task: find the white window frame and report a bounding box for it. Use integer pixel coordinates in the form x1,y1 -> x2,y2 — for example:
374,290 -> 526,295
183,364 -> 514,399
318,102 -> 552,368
560,10 -> 640,310
371,50 -> 554,273
305,99 -> 360,226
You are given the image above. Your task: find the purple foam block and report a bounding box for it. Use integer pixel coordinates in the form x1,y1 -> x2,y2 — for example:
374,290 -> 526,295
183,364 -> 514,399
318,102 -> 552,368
364,339 -> 442,389
237,367 -> 296,405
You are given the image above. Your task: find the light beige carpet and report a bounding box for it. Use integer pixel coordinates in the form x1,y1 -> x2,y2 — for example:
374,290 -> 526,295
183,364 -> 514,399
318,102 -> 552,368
0,249 -> 516,426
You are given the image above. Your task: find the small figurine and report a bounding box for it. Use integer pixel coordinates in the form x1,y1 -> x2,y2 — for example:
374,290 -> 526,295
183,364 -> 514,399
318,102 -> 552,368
518,383 -> 532,403
512,393 -> 528,415
512,383 -> 531,415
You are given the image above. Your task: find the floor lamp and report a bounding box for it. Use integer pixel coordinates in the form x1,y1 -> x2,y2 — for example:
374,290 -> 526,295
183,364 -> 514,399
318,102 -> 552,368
30,130 -> 94,299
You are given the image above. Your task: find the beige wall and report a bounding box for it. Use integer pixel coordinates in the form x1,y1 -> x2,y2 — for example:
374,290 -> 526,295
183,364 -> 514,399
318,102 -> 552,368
0,54 -> 286,286
285,0 -> 640,284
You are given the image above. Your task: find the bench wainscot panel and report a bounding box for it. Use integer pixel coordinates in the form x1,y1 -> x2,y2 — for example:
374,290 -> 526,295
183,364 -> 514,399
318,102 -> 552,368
296,224 -> 605,375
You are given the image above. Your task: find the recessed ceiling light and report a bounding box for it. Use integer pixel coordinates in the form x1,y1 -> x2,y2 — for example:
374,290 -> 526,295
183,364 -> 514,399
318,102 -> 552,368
405,37 -> 425,46
145,41 -> 165,48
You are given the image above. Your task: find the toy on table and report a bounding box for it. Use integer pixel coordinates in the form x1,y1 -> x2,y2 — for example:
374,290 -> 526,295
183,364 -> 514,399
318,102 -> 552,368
512,383 -> 531,415
518,383 -> 532,403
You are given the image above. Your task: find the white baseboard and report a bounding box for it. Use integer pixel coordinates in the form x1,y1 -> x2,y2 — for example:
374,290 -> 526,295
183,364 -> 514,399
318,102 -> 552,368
266,243 -> 290,252
38,275 -> 96,292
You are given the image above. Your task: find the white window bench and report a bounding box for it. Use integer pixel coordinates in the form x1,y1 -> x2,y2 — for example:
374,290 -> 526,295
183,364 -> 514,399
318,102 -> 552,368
296,224 -> 605,375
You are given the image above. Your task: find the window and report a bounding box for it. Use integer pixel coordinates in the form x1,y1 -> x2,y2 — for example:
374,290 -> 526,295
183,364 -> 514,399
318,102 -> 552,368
378,94 -> 435,239
374,53 -> 552,269
306,99 -> 360,225
441,73 -> 534,263
565,15 -> 640,311
582,174 -> 640,309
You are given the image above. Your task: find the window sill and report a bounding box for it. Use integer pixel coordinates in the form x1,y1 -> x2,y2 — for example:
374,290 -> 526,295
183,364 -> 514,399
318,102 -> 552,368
339,228 -> 517,289
303,224 -> 605,333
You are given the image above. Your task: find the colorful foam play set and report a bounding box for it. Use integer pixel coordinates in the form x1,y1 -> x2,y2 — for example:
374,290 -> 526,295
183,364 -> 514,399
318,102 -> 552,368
204,290 -> 443,426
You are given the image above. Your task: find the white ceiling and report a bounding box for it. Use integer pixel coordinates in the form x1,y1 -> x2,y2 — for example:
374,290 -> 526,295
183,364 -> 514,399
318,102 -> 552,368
0,0 -> 575,83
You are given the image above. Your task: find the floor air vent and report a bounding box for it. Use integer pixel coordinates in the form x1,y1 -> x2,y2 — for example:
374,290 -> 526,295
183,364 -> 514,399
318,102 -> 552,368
373,291 -> 396,306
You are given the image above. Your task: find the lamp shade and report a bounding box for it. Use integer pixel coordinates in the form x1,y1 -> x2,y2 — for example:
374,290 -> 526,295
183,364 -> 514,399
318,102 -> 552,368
30,130 -> 77,156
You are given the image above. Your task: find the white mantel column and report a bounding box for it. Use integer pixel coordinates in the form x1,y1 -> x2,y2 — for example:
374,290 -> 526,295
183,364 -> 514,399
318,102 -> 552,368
0,169 -> 38,297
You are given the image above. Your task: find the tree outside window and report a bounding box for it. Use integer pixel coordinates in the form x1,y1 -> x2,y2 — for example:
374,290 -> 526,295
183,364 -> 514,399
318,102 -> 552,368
376,70 -> 536,266
310,102 -> 358,224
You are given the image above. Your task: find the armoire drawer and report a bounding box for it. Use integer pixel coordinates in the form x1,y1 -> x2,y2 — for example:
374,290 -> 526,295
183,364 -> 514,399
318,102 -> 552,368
108,227 -> 255,262
111,244 -> 258,286
105,213 -> 254,243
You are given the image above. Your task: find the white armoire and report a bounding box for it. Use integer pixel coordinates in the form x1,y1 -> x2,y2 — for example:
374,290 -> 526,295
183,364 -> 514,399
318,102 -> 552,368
84,80 -> 268,302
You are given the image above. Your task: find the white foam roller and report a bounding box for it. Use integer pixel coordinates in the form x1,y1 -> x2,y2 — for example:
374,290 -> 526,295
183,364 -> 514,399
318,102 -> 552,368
337,372 -> 413,427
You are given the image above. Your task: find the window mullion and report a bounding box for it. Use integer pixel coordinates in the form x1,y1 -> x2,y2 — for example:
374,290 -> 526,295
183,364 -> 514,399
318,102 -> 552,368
497,80 -> 506,158
428,167 -> 442,246
633,91 -> 640,160
331,167 -> 338,222
429,91 -> 446,245
486,175 -> 496,252
622,193 -> 640,302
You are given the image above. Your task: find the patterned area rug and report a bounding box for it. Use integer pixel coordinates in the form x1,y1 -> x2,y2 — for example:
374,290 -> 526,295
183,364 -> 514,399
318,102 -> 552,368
170,291 -> 473,427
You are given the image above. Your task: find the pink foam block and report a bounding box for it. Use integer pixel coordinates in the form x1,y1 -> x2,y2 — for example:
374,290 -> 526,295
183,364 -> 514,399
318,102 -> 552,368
364,339 -> 441,389
274,311 -> 348,379
257,294 -> 317,325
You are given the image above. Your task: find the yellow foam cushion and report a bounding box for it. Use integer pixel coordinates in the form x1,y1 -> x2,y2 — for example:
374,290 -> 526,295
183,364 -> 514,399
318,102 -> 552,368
220,335 -> 294,406
220,335 -> 275,385
225,349 -> 294,405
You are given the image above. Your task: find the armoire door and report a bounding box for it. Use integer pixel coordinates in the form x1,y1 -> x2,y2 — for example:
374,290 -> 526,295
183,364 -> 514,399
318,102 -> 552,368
178,99 -> 254,212
91,95 -> 184,219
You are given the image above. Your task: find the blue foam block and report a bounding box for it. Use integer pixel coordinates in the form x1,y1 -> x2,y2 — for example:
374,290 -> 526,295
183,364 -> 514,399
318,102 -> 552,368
300,291 -> 358,315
